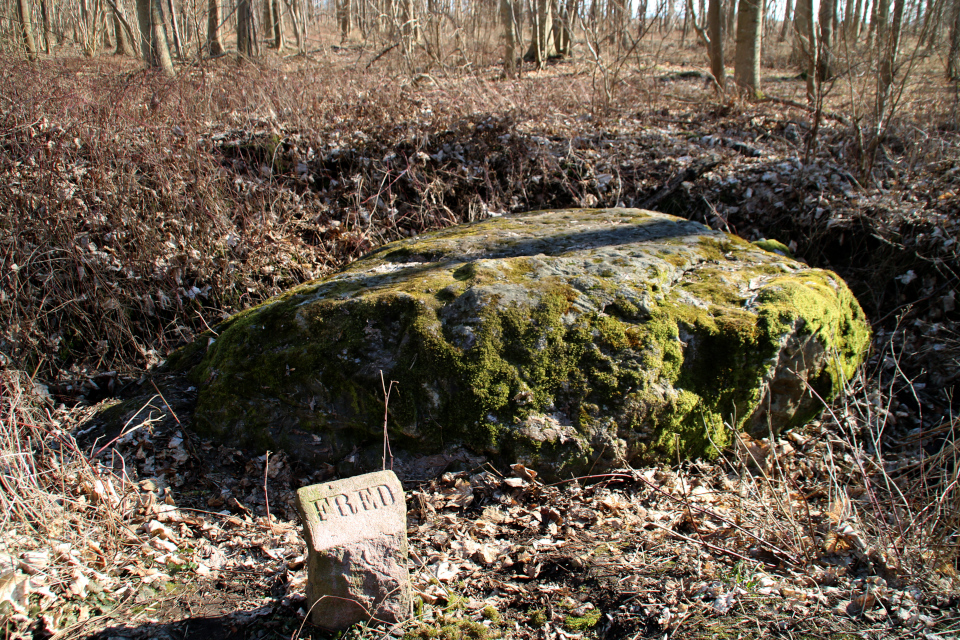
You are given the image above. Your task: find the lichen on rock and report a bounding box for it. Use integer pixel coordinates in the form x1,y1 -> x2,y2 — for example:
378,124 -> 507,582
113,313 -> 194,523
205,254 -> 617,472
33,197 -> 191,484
171,208 -> 871,479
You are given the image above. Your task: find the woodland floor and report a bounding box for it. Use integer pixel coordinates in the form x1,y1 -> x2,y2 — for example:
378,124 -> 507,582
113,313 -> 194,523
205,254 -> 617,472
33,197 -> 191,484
2,34 -> 960,640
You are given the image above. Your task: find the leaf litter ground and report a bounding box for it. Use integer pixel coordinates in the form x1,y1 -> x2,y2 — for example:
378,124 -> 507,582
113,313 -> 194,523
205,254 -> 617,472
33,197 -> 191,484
3,369 -> 957,640
2,51 -> 960,639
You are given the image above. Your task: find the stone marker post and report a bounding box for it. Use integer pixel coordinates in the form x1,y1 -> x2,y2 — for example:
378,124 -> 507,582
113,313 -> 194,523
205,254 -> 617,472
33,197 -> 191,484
295,470 -> 412,630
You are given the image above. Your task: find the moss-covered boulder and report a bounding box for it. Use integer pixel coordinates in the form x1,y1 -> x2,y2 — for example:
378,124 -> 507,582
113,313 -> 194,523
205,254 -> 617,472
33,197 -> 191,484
172,208 -> 870,478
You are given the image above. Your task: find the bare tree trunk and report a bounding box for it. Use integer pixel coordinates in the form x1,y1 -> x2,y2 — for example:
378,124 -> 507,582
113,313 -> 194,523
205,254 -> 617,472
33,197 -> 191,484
400,0 -> 418,52
152,0 -> 176,72
818,0 -> 835,80
873,0 -> 890,45
554,0 -> 575,55
949,0 -> 960,79
137,0 -> 155,62
337,0 -> 349,41
264,0 -> 275,45
864,0 -> 904,176
104,0 -> 138,54
525,0 -> 554,66
168,0 -> 185,58
708,0 -> 725,88
237,0 -> 258,56
734,0 -> 763,97
847,0 -> 864,39
18,0 -> 39,59
681,1 -> 690,45
923,0 -> 939,38
272,0 -> 283,49
615,0 -> 628,47
282,0 -> 305,53
137,0 -> 175,73
878,0 -> 905,97
726,0 -> 738,36
39,0 -> 53,52
842,0 -> 856,39
207,0 -> 223,54
687,0 -> 709,44
106,12 -> 116,49
793,0 -> 816,99
113,6 -> 134,53
779,0 -> 793,40
501,0 -> 518,76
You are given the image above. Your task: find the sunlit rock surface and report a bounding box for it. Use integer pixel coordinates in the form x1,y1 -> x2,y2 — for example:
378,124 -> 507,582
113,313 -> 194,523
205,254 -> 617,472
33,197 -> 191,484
169,208 -> 870,479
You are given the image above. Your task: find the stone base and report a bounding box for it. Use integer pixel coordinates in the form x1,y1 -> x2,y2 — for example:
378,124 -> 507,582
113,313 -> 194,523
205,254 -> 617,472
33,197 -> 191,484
296,470 -> 412,631
305,534 -> 412,629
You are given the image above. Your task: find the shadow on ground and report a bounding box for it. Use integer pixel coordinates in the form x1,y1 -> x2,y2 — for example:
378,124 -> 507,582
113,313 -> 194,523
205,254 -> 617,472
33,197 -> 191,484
86,604 -> 325,640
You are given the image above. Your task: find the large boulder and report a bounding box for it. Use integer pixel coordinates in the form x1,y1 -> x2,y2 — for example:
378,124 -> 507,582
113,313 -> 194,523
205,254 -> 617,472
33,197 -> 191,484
170,208 -> 870,478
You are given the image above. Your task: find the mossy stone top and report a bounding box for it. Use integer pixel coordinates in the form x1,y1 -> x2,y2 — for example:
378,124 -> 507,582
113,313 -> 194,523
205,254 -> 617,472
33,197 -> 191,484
172,208 -> 870,479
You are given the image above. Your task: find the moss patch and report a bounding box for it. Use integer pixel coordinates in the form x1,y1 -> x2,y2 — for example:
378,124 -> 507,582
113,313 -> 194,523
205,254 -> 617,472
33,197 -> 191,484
169,208 -> 871,477
564,609 -> 602,631
752,238 -> 794,258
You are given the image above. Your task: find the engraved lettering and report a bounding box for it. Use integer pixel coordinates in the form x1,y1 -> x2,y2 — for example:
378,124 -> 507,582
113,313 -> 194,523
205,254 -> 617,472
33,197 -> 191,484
375,484 -> 396,506
333,493 -> 357,517
312,497 -> 335,521
357,487 -> 377,511
309,485 -> 395,521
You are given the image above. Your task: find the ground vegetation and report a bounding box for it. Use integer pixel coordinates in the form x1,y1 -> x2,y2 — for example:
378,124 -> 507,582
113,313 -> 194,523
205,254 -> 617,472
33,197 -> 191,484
0,4 -> 959,637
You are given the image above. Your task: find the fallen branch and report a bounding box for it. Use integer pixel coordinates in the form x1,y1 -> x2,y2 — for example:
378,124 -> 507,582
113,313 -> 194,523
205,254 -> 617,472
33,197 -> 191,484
366,43 -> 400,70
639,153 -> 722,210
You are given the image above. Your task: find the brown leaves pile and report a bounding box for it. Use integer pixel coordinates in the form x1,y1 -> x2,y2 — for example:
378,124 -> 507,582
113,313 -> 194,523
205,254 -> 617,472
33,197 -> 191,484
402,424 -> 957,638
0,371 -> 306,638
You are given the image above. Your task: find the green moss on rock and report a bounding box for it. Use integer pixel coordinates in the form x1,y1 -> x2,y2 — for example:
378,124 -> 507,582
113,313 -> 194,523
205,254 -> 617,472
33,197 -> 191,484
168,208 -> 871,479
752,238 -> 794,258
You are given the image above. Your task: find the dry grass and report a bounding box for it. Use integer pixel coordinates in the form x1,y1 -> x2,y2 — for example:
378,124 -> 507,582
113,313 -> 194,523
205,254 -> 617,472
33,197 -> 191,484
0,33 -> 958,635
0,370 -> 155,626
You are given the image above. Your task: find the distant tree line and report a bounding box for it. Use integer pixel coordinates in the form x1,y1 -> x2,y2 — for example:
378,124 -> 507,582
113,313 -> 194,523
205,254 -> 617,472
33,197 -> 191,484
4,0 -> 960,89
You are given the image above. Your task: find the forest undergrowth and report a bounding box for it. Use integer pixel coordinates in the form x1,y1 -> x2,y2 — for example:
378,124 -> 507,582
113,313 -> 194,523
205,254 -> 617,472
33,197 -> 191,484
1,46 -> 960,638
